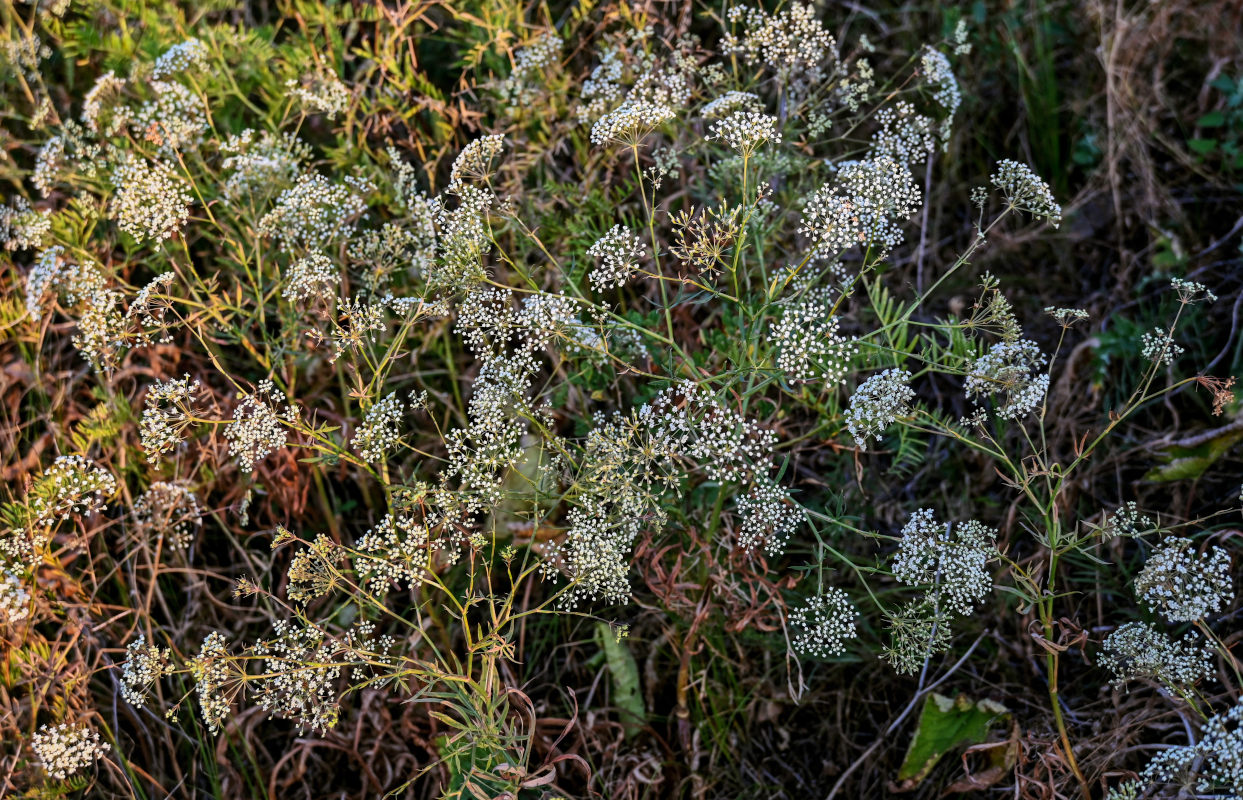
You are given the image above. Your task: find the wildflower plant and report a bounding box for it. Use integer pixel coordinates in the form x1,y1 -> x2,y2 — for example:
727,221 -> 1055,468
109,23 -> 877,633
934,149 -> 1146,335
0,3 -> 1237,799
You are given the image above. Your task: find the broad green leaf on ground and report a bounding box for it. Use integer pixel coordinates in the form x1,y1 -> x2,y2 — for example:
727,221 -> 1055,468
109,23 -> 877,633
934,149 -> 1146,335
1143,419 -> 1243,482
893,693 -> 1010,789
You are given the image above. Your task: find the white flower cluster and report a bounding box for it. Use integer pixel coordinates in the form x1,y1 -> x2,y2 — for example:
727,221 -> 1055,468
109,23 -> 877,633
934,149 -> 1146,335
893,509 -> 997,616
991,159 -> 1062,228
499,31 -> 561,106
964,339 -> 1049,420
1100,501 -> 1154,539
1,196 -> 51,251
790,588 -> 858,657
131,80 -> 207,153
22,244 -> 166,372
662,382 -> 778,484
190,632 -> 234,734
253,620 -> 343,734
702,91 -> 761,119
549,381 -> 790,605
24,246 -> 106,320
28,455 -> 117,528
1135,537 -> 1233,622
151,38 -> 208,79
725,3 -> 839,97
329,297 -> 388,363
356,512 -> 432,595
736,479 -> 801,554
109,154 -> 193,242
258,172 -> 370,251
253,620 -> 392,734
708,110 -> 781,156
224,380 -> 297,473
444,351 -> 543,509
0,571 -> 31,624
799,157 -> 920,258
72,286 -> 128,372
869,101 -> 937,165
517,292 -> 615,359
221,129 -> 311,200
121,634 -> 173,708
285,533 -> 344,604
770,291 -> 857,382
1108,700 -> 1243,799
590,99 -> 675,147
81,70 -> 128,134
574,42 -> 625,124
430,183 -> 492,295
1045,306 -> 1090,326
132,481 -> 203,551
32,122 -> 105,196
845,368 -> 915,450
920,46 -> 961,146
587,224 -> 646,291
351,392 -> 404,462
2,31 -> 51,81
1140,327 -> 1183,366
1099,621 -> 1213,692
349,222 -> 433,291
1171,277 -> 1217,304
283,252 -> 339,303
449,134 -> 505,188
140,375 -> 201,465
129,272 -> 177,341
285,72 -> 350,118
31,723 -> 110,779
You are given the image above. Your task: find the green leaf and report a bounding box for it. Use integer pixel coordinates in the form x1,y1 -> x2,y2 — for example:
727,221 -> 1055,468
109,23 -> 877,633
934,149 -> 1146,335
1210,74 -> 1236,93
595,623 -> 645,739
1143,423 -> 1243,482
895,693 -> 1009,786
1188,138 -> 1219,155
1197,111 -> 1226,128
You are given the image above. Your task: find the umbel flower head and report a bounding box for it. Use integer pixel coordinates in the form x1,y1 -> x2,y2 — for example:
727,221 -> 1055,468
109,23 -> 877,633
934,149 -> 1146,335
351,391 -> 404,462
109,154 -> 193,242
845,368 -> 915,449
964,339 -> 1049,420
990,159 -> 1062,228
132,481 -> 203,551
587,224 -> 646,291
590,99 -> 675,147
1135,537 -> 1233,622
725,3 -> 840,98
1099,621 -> 1213,692
708,110 -> 782,157
121,634 -> 174,708
1108,699 -> 1243,799
790,588 -> 858,657
798,156 -> 921,258
224,380 -> 297,473
770,291 -> 857,383
892,509 -> 997,616
31,723 -> 110,779
140,375 -> 202,465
